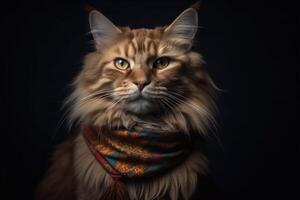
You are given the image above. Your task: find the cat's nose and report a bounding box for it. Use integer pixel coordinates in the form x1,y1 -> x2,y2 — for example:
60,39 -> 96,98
133,80 -> 151,91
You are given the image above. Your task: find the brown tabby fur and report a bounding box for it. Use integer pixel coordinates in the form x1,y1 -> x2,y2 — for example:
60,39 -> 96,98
36,5 -> 217,200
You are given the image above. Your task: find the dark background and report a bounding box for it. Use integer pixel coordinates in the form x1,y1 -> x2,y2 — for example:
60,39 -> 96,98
1,0 -> 298,199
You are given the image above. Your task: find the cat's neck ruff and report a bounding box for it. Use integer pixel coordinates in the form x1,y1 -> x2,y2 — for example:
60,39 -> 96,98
81,124 -> 192,180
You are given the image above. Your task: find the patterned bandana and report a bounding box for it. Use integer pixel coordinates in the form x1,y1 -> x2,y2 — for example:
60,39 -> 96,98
81,124 -> 191,180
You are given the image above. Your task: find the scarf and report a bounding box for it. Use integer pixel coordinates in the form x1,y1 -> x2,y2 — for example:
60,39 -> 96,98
81,124 -> 192,199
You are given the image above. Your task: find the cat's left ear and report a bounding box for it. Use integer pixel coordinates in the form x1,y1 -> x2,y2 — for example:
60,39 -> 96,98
89,10 -> 122,49
164,7 -> 198,49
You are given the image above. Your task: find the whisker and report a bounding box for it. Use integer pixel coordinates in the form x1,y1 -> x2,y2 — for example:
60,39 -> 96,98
162,92 -> 213,124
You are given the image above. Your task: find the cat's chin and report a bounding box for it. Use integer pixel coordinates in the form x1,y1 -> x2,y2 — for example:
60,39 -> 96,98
124,98 -> 158,115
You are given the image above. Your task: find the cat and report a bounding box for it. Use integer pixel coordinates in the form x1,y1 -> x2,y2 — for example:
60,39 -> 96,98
36,4 -> 217,200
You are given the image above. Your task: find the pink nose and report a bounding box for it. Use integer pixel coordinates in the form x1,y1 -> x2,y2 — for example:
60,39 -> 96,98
132,80 -> 151,91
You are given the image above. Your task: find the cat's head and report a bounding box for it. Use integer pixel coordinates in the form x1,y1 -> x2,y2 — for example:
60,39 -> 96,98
67,6 -> 217,134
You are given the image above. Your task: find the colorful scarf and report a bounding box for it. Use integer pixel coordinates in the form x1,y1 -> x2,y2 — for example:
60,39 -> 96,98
81,124 -> 191,180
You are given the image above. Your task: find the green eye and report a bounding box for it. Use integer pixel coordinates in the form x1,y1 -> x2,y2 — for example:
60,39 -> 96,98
153,57 -> 170,69
114,58 -> 130,70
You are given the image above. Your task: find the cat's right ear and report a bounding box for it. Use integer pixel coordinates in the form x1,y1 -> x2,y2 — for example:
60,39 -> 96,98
89,10 -> 122,48
164,8 -> 198,50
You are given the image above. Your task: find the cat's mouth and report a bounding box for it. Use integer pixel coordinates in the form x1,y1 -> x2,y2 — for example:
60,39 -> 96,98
122,91 -> 159,114
127,93 -> 147,102
125,90 -> 153,102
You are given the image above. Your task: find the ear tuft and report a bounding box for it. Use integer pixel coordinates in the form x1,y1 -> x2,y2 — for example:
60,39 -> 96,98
164,8 -> 198,47
190,1 -> 201,11
89,10 -> 122,48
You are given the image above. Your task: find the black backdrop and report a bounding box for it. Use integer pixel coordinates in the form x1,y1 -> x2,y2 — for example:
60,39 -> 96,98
1,0 -> 298,199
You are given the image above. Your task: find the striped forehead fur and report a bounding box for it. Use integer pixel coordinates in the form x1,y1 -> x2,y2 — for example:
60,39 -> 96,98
113,28 -> 164,59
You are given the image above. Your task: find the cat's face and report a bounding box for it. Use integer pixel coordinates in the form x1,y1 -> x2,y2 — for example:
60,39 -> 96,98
89,28 -> 196,115
84,9 -> 199,115
69,7 -> 216,132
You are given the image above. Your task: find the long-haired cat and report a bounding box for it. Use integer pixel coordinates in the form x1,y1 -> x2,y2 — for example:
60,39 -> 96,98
36,4 -> 217,200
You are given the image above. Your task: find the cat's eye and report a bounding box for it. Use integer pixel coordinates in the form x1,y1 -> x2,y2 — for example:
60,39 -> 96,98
153,57 -> 170,69
114,58 -> 130,70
